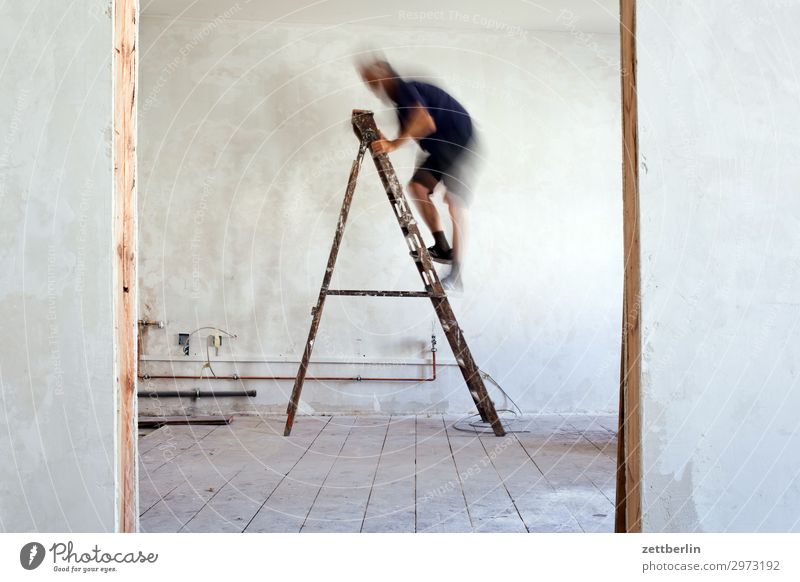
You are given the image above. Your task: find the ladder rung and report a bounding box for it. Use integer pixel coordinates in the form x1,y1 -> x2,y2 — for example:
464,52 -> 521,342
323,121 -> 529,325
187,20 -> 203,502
325,289 -> 442,298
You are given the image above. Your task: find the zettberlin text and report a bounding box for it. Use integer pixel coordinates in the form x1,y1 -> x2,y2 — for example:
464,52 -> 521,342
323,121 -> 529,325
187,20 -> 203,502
642,544 -> 701,554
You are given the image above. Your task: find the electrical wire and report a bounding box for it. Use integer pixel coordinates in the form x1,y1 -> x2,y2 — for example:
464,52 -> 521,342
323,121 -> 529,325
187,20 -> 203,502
187,326 -> 237,378
203,341 -> 217,378
481,369 -> 524,415
452,369 -> 531,434
452,410 -> 528,434
186,326 -> 237,339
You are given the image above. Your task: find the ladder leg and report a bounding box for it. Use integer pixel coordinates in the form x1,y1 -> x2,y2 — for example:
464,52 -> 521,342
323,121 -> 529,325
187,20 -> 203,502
431,300 -> 489,422
432,297 -> 505,436
353,115 -> 505,436
349,110 -> 506,436
284,295 -> 325,436
284,143 -> 367,436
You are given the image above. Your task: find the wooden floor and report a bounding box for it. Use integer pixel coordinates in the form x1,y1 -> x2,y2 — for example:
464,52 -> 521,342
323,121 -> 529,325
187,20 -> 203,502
138,414 -> 617,533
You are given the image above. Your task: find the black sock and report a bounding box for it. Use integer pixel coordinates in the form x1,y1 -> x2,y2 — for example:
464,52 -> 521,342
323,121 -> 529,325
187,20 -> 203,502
432,231 -> 451,254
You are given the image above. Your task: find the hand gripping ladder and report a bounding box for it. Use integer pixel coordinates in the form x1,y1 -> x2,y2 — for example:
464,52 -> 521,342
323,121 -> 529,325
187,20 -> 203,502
284,110 -> 505,437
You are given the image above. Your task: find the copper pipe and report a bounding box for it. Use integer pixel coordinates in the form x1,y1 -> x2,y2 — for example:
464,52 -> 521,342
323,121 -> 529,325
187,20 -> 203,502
139,349 -> 436,383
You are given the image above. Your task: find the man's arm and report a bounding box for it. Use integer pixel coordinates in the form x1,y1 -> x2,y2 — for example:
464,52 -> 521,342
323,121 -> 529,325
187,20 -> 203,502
371,104 -> 436,155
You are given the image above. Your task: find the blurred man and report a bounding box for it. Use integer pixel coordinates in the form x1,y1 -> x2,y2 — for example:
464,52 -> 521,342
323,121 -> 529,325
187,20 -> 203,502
357,57 -> 478,291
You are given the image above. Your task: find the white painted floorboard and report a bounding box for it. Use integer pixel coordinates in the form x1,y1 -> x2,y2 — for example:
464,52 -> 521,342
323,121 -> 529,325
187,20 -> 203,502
138,414 -> 616,533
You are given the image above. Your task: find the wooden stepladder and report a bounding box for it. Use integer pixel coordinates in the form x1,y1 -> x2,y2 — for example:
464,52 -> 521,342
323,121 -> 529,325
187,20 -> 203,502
284,110 -> 505,437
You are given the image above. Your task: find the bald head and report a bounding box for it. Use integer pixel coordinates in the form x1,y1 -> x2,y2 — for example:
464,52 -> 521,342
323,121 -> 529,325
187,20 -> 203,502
357,58 -> 399,98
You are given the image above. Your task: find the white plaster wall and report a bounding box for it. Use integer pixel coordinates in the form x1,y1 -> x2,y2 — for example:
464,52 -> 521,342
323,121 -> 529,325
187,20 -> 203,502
137,15 -> 622,415
638,0 -> 800,532
0,2 -> 116,531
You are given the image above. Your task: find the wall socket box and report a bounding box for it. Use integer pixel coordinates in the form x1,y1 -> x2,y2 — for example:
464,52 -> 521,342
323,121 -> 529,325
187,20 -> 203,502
178,333 -> 190,356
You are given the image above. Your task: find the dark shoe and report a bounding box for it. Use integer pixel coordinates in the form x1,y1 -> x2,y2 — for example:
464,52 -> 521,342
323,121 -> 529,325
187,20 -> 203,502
410,245 -> 453,265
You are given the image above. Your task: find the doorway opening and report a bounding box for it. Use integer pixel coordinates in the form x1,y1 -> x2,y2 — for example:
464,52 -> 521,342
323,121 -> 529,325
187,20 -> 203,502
116,0 -> 641,533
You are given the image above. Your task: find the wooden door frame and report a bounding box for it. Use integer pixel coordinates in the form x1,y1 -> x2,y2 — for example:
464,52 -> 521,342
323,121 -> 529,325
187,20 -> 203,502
616,0 -> 642,533
111,0 -> 642,533
114,0 -> 138,533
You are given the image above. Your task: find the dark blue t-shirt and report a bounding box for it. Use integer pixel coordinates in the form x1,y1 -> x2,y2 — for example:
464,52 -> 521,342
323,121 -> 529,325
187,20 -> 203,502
391,80 -> 472,154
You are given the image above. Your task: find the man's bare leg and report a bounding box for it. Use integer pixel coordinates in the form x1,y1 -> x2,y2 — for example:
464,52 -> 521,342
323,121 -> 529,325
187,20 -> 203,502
442,190 -> 467,290
407,179 -> 452,263
408,180 -> 443,233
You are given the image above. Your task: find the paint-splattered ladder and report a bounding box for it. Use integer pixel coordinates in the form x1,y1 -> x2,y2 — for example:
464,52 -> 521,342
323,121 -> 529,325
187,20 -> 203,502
284,110 -> 505,437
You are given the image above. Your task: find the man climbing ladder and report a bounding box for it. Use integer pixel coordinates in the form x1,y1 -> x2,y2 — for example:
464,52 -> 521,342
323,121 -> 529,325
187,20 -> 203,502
282,109 -> 505,437
357,56 -> 478,292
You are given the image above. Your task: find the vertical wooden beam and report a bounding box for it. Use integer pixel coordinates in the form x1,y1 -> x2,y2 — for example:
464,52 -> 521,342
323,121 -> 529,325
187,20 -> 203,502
114,0 -> 138,533
615,0 -> 642,533
614,303 -> 628,532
